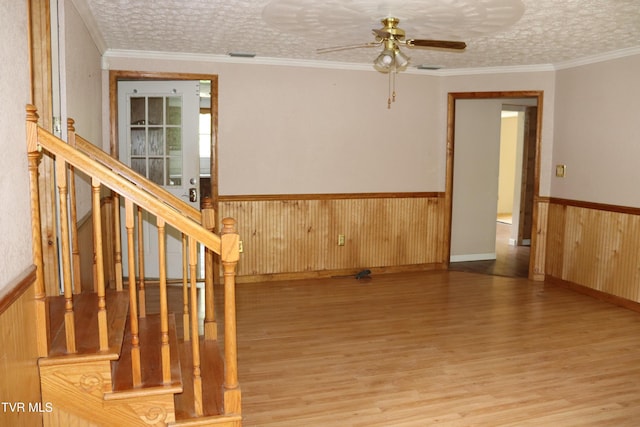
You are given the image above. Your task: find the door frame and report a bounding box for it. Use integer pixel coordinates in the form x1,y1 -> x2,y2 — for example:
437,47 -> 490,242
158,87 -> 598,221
445,91 -> 544,280
108,70 -> 219,225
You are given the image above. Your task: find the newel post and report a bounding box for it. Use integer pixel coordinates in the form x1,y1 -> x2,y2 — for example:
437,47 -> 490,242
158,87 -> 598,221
26,105 -> 49,357
201,196 -> 217,340
221,217 -> 241,415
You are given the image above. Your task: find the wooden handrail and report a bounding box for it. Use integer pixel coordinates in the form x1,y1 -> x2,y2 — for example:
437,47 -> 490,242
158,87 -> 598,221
70,124 -> 201,224
36,127 -> 221,254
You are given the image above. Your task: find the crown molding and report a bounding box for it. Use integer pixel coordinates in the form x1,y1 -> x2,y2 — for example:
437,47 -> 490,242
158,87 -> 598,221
432,63 -> 555,76
70,0 -> 107,54
102,49 -> 376,72
102,49 -> 554,76
103,46 -> 640,75
553,46 -> 640,70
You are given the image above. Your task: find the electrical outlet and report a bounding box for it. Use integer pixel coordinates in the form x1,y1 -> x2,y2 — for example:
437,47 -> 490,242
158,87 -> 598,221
238,240 -> 243,253
338,234 -> 345,246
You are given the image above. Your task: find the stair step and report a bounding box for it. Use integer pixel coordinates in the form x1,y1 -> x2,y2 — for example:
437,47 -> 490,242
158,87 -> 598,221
108,313 -> 183,399
42,290 -> 129,365
174,339 -> 225,420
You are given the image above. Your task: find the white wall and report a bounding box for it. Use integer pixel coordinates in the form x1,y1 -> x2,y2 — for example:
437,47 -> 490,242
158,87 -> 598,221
0,1 -> 33,290
450,99 -> 502,260
65,0 -> 103,217
104,57 -> 446,195
217,65 -> 443,195
104,56 -> 560,200
553,54 -> 640,207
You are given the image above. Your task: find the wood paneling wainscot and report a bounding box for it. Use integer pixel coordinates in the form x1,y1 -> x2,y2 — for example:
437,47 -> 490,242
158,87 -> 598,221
545,198 -> 640,309
531,197 -> 549,281
0,266 -> 44,427
219,193 -> 447,281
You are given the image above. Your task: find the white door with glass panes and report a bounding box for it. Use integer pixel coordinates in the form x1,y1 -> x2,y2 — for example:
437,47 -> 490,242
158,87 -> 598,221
118,80 -> 200,280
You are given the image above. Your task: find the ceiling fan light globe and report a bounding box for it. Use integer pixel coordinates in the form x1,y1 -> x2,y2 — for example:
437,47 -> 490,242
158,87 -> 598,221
395,49 -> 410,68
374,52 -> 394,70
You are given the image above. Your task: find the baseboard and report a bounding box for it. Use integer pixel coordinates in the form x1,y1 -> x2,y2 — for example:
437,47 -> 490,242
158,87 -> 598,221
545,275 -> 640,313
449,253 -> 497,263
235,263 -> 447,283
0,265 -> 37,314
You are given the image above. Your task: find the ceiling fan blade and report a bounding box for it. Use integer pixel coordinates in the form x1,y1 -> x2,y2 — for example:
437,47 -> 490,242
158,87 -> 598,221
372,28 -> 391,39
406,39 -> 467,50
316,41 -> 380,54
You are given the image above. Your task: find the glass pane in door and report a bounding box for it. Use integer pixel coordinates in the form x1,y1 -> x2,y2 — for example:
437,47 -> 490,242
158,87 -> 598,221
127,94 -> 183,187
166,96 -> 182,125
149,128 -> 163,155
149,158 -> 164,185
148,97 -> 163,125
130,97 -> 145,125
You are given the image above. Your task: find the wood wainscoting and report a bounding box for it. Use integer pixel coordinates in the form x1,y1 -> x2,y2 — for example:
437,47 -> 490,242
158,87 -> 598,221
219,193 -> 448,281
545,197 -> 640,308
0,266 -> 43,427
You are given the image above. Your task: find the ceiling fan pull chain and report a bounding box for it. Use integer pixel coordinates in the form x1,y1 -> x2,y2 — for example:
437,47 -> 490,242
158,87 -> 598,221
387,70 -> 392,109
392,71 -> 397,103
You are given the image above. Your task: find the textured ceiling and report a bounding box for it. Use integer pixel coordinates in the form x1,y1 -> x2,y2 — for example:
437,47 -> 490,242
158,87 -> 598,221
78,0 -> 640,70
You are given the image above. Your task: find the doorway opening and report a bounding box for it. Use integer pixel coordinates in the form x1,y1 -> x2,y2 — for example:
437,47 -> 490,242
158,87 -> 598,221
108,71 -> 219,281
445,91 -> 543,279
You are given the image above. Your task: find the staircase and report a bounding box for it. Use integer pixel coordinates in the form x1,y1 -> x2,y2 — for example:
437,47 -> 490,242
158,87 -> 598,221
26,106 -> 242,426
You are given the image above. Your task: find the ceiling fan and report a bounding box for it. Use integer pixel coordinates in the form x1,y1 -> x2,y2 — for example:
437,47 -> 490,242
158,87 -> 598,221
317,17 -> 466,108
317,17 -> 467,72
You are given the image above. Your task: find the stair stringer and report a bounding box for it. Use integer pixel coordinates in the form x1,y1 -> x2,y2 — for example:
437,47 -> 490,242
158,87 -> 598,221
40,358 -> 177,426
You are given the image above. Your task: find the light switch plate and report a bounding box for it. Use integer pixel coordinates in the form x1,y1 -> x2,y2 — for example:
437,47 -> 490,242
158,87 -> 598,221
556,164 -> 566,178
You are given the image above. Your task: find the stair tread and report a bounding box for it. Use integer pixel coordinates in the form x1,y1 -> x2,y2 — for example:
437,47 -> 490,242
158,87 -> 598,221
109,313 -> 183,395
43,290 -> 129,363
174,339 -> 225,420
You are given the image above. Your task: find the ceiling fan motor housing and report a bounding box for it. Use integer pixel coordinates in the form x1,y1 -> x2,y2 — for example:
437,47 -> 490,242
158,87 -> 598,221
379,17 -> 406,41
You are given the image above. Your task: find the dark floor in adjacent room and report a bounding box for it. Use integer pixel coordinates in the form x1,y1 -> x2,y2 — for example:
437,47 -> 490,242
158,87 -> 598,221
449,220 -> 530,278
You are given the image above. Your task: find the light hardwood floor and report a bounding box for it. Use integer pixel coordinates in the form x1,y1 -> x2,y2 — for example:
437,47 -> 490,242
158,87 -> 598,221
232,271 -> 640,426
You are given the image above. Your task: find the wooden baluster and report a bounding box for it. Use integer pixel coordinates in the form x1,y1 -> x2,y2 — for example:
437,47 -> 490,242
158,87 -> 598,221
93,178 -> 109,351
189,237 -> 203,416
26,105 -> 49,357
201,197 -> 217,340
182,233 -> 190,341
221,218 -> 241,414
100,196 -> 115,290
92,196 -> 99,293
113,193 -> 123,291
137,206 -> 146,317
67,119 -> 82,294
125,199 -> 142,386
157,218 -> 171,383
56,147 -> 77,353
